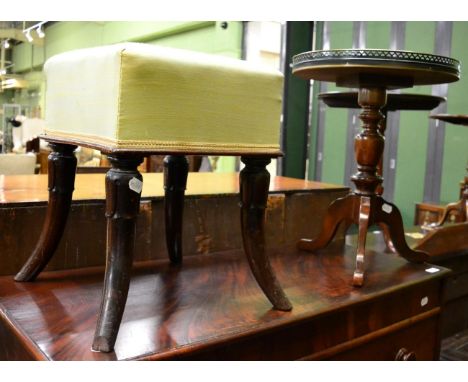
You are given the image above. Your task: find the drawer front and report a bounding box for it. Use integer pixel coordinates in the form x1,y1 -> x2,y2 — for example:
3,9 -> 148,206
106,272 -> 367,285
323,312 -> 439,360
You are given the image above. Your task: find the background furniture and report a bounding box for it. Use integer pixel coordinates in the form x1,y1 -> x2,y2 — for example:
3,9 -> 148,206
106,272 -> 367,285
0,172 -> 349,276
422,114 -> 468,227
414,202 -> 464,226
292,49 -> 460,286
0,153 -> 37,175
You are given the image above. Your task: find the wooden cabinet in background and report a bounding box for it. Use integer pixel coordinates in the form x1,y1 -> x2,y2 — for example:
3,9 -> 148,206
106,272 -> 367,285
414,202 -> 464,226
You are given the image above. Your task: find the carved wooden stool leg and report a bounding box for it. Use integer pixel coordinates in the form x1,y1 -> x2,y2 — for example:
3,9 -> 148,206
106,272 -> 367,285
92,154 -> 144,353
297,194 -> 358,252
164,155 -> 189,265
240,156 -> 292,311
15,143 -> 77,282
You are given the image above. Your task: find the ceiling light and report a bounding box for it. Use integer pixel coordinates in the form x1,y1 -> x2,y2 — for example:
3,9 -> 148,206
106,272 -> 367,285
3,39 -> 10,49
36,25 -> 45,38
0,69 -> 6,76
25,29 -> 33,42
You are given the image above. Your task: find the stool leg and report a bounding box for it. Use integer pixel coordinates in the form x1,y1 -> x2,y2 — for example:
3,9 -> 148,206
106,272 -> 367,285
92,154 -> 144,352
15,143 -> 77,282
164,155 -> 189,265
240,156 -> 292,311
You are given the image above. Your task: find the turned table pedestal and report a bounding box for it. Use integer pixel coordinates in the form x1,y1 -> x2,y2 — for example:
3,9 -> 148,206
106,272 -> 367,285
318,91 -> 445,251
292,49 -> 460,286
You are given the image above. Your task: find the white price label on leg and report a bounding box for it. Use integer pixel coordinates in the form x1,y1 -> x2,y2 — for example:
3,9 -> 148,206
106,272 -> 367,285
129,177 -> 143,193
382,203 -> 393,214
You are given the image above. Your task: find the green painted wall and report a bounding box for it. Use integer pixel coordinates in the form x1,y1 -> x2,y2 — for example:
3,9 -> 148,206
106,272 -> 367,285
366,22 -> 391,48
441,21 -> 468,204
10,21 -> 243,172
393,22 -> 436,225
320,21 -> 353,185
12,21 -> 243,72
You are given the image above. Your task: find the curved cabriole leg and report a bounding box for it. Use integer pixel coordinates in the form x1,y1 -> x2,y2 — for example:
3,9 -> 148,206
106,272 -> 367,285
297,194 -> 358,252
92,154 -> 144,353
353,196 -> 371,287
163,155 -> 189,265
375,198 -> 428,263
15,143 -> 77,282
378,222 -> 396,253
240,156 -> 292,311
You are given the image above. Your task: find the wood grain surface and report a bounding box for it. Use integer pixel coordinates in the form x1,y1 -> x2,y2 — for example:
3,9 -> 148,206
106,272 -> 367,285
0,244 -> 449,360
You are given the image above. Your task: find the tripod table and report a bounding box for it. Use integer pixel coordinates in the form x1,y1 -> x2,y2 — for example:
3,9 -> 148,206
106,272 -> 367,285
292,49 -> 460,286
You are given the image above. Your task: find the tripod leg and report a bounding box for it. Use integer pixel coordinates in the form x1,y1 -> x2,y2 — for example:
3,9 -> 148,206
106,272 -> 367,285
375,197 -> 428,263
378,222 -> 396,253
297,194 -> 358,252
353,196 -> 371,287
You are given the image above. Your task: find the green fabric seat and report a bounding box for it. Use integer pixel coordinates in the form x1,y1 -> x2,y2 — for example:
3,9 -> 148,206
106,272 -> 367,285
43,43 -> 283,155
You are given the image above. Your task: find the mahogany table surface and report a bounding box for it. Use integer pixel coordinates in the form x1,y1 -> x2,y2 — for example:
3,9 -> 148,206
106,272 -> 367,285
0,244 -> 449,360
0,173 -> 346,205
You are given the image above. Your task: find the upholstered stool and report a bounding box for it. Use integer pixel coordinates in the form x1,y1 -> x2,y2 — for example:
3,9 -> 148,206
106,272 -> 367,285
15,43 -> 292,352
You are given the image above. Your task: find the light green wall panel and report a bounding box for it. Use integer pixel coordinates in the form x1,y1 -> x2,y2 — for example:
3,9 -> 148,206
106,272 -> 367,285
366,22 -> 391,48
393,22 -> 436,225
150,21 -> 242,58
320,21 -> 353,185
12,21 -> 232,72
101,21 -> 213,44
440,21 -> 468,204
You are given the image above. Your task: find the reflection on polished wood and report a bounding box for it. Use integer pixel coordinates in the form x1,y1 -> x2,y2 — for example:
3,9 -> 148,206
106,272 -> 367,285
0,173 -> 345,205
0,244 -> 449,360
